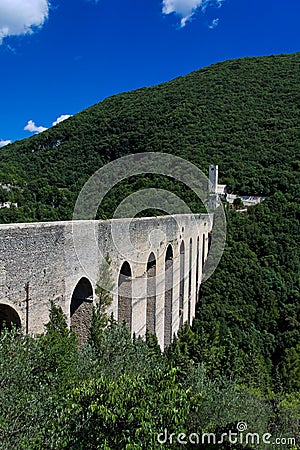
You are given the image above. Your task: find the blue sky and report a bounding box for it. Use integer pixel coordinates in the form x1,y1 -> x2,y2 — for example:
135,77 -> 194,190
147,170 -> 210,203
0,0 -> 299,146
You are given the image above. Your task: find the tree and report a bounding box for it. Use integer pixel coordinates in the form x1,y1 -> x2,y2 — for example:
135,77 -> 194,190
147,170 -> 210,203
44,299 -> 69,336
233,197 -> 244,210
89,254 -> 114,351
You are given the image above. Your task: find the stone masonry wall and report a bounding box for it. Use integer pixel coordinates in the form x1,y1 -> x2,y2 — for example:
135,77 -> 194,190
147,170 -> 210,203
0,214 -> 213,346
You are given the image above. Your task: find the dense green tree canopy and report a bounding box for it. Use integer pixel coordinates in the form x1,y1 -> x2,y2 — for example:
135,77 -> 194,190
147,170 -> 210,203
0,52 -> 299,222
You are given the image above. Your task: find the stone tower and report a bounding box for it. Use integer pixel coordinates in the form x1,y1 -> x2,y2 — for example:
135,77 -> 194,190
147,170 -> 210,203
208,165 -> 218,194
208,165 -> 219,210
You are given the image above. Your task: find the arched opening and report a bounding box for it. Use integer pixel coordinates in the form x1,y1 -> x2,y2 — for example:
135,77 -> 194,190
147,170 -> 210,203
188,238 -> 192,323
70,277 -> 93,344
118,261 -> 132,332
164,244 -> 173,347
0,304 -> 21,332
179,241 -> 185,328
196,236 -> 200,303
208,232 -> 212,252
202,234 -> 206,269
146,252 -> 156,334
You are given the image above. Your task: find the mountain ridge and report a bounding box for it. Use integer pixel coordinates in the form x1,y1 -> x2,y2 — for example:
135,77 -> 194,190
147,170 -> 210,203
0,51 -> 299,222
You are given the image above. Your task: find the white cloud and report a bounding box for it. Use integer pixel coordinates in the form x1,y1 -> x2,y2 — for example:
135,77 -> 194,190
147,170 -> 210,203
0,139 -> 11,148
24,120 -> 48,134
52,114 -> 72,126
0,0 -> 49,44
24,114 -> 73,134
208,18 -> 219,29
162,0 -> 224,28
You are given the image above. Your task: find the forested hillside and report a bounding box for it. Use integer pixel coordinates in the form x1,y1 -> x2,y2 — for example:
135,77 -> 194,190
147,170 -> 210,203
0,53 -> 299,448
0,52 -> 299,222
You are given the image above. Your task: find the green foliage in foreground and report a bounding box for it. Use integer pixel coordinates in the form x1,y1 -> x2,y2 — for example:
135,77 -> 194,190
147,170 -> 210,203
0,305 -> 298,449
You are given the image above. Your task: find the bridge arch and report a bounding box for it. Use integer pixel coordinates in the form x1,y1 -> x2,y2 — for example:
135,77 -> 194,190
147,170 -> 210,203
202,233 -> 206,270
188,237 -> 193,323
196,236 -> 200,304
164,244 -> 173,347
70,277 -> 93,343
0,303 -> 21,332
146,252 -> 156,334
118,261 -> 132,332
179,240 -> 185,328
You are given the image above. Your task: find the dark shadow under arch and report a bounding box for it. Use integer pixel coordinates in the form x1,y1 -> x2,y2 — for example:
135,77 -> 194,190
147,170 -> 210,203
188,238 -> 192,323
70,277 -> 93,344
0,304 -> 21,332
202,234 -> 206,269
164,244 -> 173,347
146,252 -> 156,334
179,241 -> 185,328
196,236 -> 200,303
118,261 -> 132,332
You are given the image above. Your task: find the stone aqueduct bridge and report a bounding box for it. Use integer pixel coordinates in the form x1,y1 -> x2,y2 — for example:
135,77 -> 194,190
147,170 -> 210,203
0,214 -> 212,348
